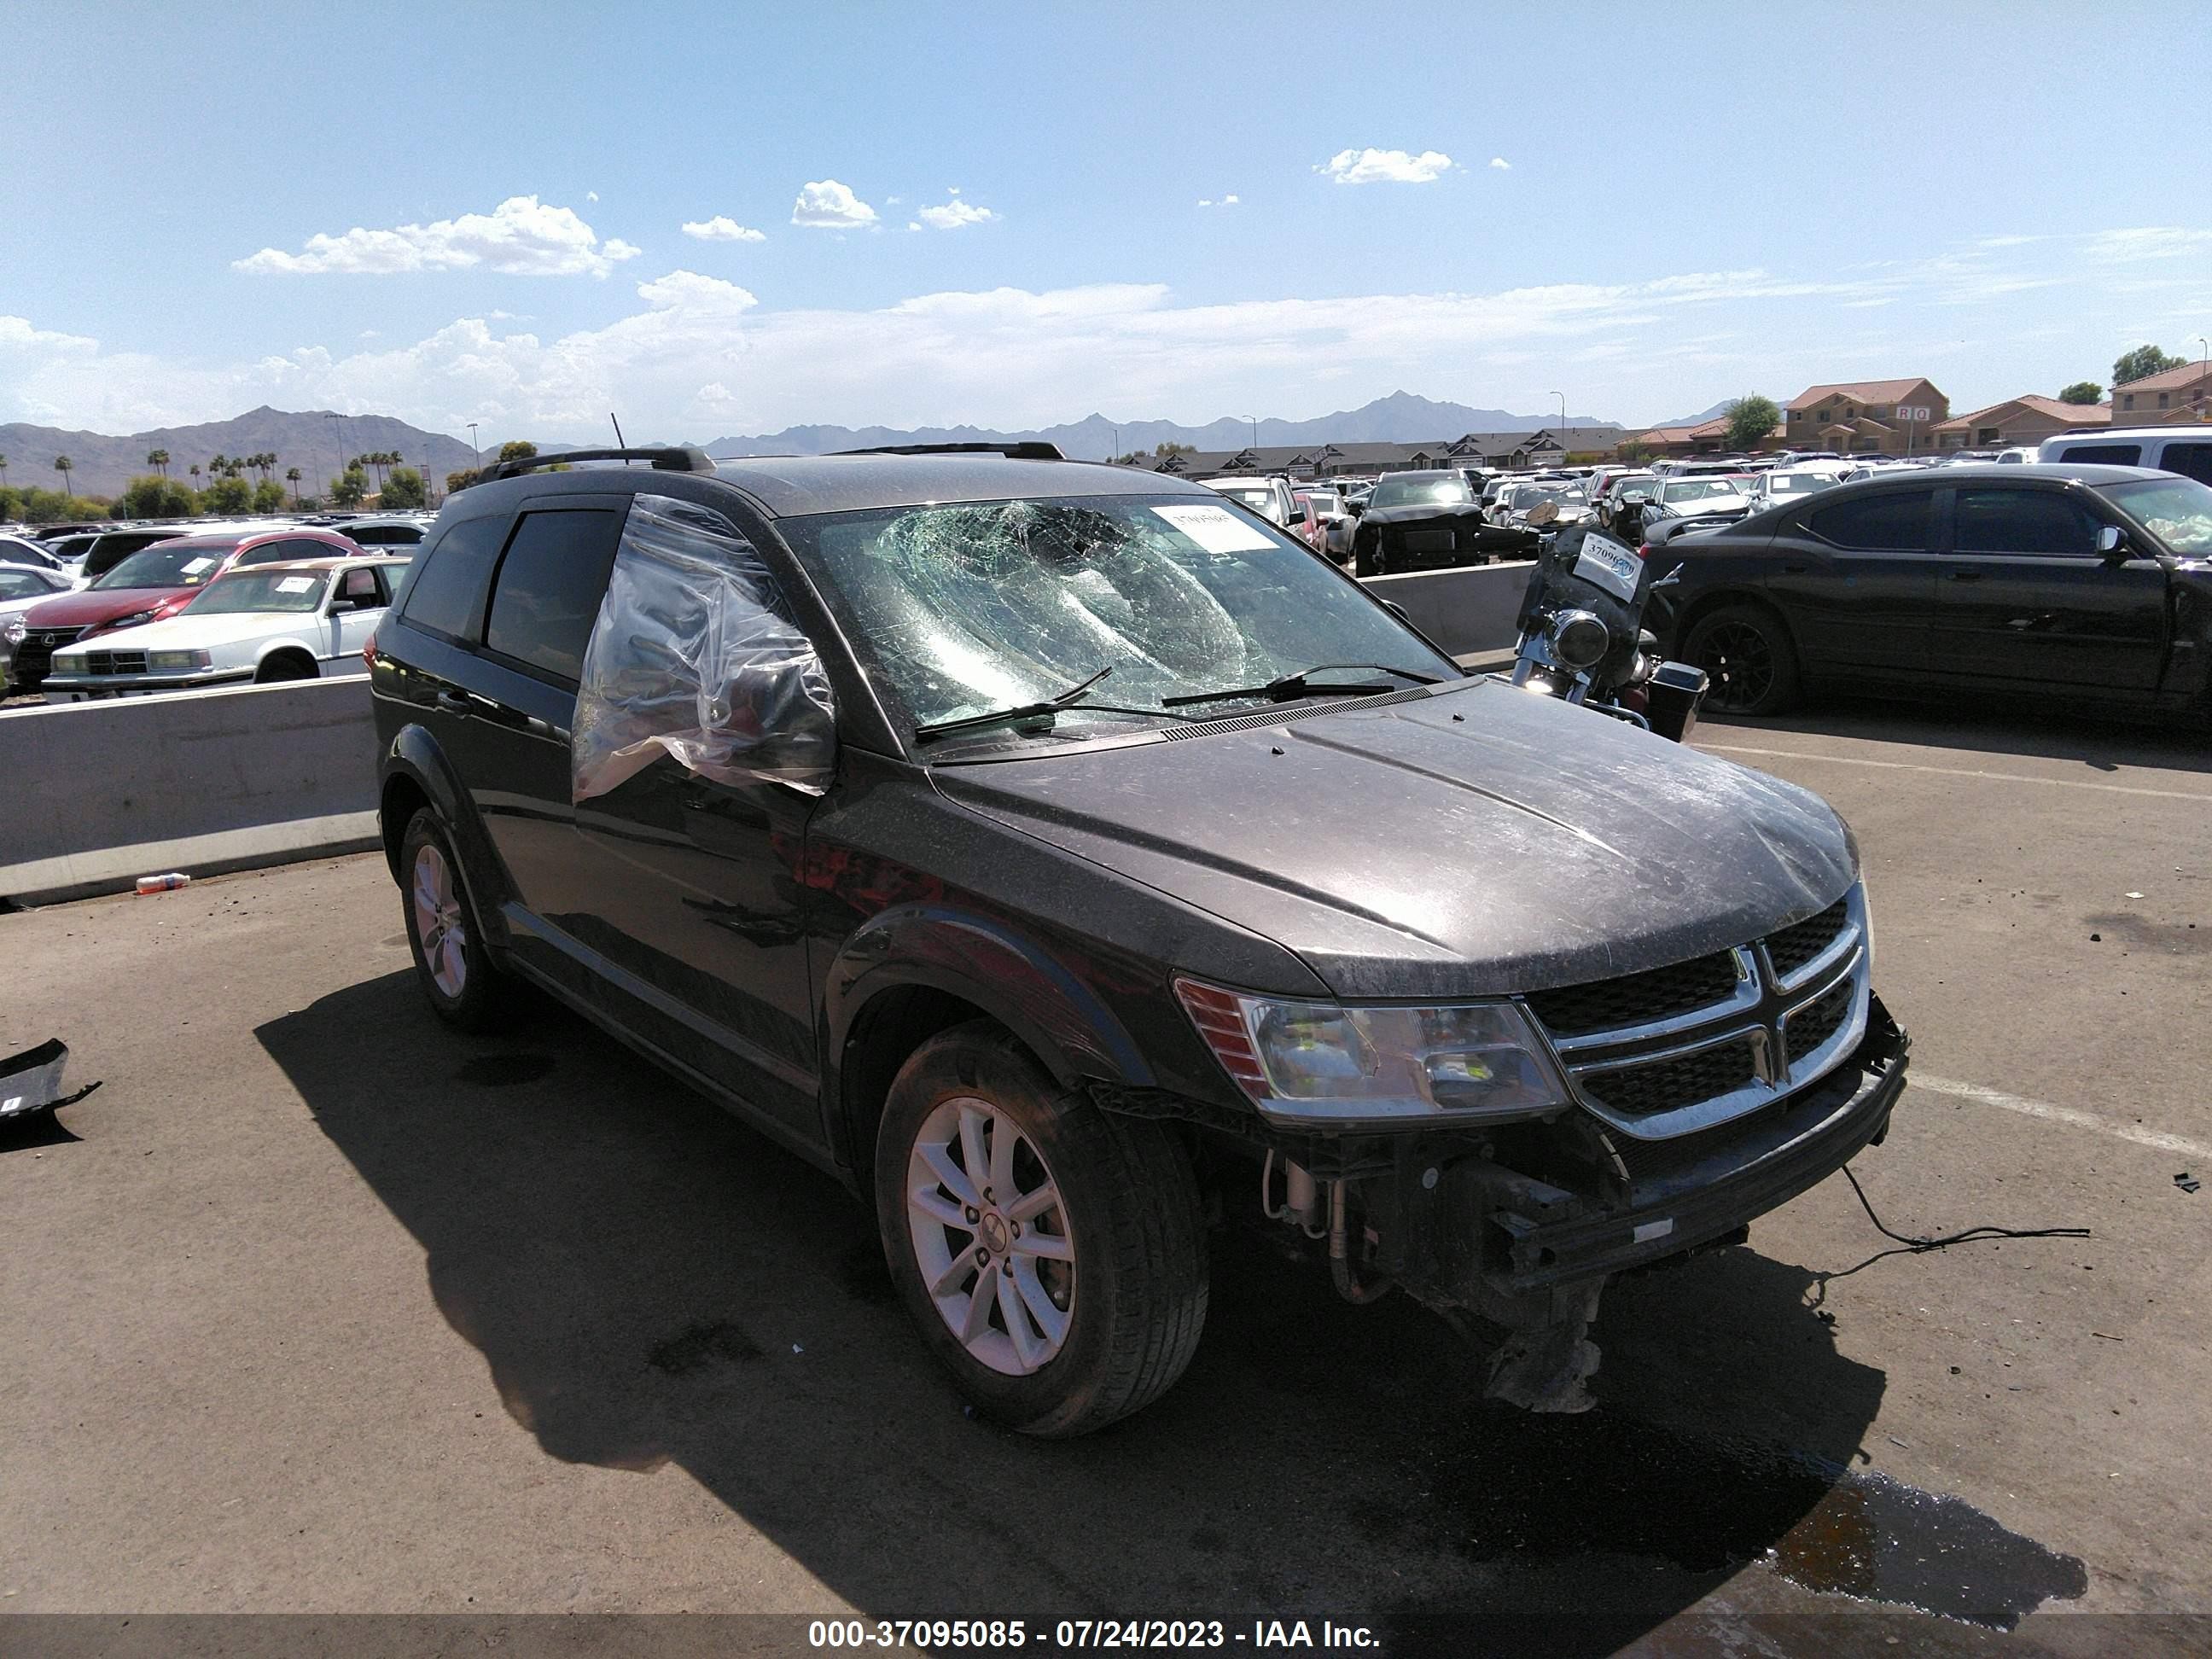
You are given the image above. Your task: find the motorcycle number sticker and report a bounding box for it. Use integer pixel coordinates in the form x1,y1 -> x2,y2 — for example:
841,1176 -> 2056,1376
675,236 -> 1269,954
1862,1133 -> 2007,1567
1573,533 -> 1642,603
1152,503 -> 1277,553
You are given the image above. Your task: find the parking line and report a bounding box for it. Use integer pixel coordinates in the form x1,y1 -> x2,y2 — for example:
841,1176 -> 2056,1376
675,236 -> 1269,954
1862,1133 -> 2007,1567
1699,743 -> 2212,804
1910,1072 -> 2212,1161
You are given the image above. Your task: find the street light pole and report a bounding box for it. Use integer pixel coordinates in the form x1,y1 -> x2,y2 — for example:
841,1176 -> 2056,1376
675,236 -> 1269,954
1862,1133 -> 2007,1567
1551,391 -> 1567,457
2198,338 -> 2209,420
468,422 -> 480,469
1248,416 -> 1259,450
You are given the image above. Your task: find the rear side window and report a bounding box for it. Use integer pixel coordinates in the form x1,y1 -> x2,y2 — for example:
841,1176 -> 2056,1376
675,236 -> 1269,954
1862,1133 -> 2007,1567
483,509 -> 624,683
2054,443 -> 2141,466
1953,490 -> 2098,556
1805,492 -> 1932,550
400,516 -> 509,642
2160,443 -> 2212,486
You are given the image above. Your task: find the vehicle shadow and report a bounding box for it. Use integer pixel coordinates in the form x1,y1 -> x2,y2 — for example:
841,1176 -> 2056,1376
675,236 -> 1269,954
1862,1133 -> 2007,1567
1700,696 -> 2212,778
259,972 -> 1893,1654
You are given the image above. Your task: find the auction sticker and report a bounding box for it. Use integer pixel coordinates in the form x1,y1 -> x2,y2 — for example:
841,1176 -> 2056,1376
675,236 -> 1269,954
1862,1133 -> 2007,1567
1152,503 -> 1276,554
276,576 -> 316,593
181,557 -> 216,575
1572,533 -> 1642,603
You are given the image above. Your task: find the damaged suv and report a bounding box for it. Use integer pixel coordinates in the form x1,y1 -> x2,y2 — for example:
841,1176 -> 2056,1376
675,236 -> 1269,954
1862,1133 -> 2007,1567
370,445 -> 1909,1435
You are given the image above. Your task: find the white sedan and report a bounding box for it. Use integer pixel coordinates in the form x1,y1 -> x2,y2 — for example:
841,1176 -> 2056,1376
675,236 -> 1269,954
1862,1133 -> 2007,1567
42,556 -> 407,701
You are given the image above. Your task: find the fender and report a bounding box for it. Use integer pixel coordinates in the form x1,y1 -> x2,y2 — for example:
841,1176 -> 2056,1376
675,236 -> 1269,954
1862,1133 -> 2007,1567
380,719 -> 517,952
824,901 -> 1157,1097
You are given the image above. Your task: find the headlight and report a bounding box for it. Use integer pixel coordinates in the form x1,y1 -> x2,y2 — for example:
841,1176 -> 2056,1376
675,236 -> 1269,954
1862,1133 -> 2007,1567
1175,980 -> 1570,1127
108,610 -> 156,630
2,616 -> 23,645
148,649 -> 211,671
1547,608 -> 1610,671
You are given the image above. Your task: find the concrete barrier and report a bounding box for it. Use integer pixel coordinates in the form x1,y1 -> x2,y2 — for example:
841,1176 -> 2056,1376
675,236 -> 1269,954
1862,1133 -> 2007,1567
0,676 -> 380,906
1361,561 -> 1533,658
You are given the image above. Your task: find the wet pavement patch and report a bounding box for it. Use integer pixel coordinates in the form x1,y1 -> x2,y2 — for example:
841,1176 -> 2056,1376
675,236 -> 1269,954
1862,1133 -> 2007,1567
1366,1409 -> 2084,1629
648,1320 -> 765,1376
454,1053 -> 558,1087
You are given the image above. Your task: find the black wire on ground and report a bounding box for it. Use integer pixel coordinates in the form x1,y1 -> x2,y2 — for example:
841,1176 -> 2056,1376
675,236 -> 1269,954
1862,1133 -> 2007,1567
1842,1163 -> 2092,1251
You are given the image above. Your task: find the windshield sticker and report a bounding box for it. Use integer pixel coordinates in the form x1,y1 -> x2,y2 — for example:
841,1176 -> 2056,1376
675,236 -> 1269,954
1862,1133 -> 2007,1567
1152,503 -> 1276,554
180,557 -> 215,574
1574,533 -> 1642,603
276,576 -> 316,593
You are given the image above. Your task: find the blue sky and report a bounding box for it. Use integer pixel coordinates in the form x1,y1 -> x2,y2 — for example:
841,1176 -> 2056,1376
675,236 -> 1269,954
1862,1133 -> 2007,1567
3,1 -> 2208,443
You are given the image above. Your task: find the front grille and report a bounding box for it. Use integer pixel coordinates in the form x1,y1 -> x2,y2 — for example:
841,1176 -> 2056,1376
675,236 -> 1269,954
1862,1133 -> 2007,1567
86,651 -> 147,676
11,627 -> 84,685
1582,1038 -> 1759,1118
1606,1097 -> 1786,1187
1525,950 -> 1743,1038
1767,899 -> 1849,981
1785,977 -> 1855,1062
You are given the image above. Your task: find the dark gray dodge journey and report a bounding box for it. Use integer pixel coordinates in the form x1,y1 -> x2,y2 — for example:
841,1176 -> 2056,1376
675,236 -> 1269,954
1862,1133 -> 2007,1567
369,442 -> 1908,1435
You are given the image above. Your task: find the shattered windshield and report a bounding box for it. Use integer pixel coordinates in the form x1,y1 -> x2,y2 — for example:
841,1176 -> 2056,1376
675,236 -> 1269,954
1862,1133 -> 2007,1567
783,494 -> 1456,745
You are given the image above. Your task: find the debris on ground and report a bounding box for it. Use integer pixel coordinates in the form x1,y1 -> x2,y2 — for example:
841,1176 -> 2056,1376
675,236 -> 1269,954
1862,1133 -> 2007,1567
0,1039 -> 102,1121
2178,1173 -> 2201,1194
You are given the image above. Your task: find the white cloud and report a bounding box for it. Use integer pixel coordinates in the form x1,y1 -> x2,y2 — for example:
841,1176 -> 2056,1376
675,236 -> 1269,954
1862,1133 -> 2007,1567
10,227 -> 2204,441
2084,227 -> 2212,262
587,191 -> 599,202
1489,157 -> 1511,171
917,197 -> 998,230
681,215 -> 767,243
1196,195 -> 1241,208
791,179 -> 878,229
1318,148 -> 1455,185
234,195 -> 642,277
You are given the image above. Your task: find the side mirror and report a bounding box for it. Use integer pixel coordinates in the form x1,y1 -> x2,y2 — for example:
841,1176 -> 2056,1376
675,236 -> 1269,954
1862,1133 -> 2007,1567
1382,599 -> 1412,625
1348,500 -> 1365,516
2095,524 -> 2128,560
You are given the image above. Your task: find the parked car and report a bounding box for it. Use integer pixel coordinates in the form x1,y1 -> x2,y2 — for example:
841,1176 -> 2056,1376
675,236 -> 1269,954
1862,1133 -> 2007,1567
1295,488 -> 1353,561
1663,463 -> 2212,716
40,556 -> 405,701
1195,474 -> 1296,527
0,533 -> 78,578
1635,475 -> 1754,540
370,444 -> 1908,1432
1491,479 -> 1591,529
7,526 -> 364,696
1592,471 -> 1660,533
1353,469 -> 1536,575
324,515 -> 434,550
1743,465 -> 1855,515
0,564 -> 79,689
2039,426 -> 2212,486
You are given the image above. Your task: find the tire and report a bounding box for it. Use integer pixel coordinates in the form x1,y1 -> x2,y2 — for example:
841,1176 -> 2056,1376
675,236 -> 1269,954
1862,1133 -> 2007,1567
399,807 -> 515,1032
1682,601 -> 1803,716
256,654 -> 317,684
874,1022 -> 1208,1437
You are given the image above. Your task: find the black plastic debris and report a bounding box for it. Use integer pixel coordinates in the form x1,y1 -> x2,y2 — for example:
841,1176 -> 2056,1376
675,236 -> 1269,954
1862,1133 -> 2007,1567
0,1039 -> 102,1121
2178,1173 -> 2201,1194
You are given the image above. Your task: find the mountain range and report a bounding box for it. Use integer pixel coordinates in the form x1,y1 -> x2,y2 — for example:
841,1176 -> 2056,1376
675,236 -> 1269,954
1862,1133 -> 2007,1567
702,391 -> 1618,462
0,407 -> 482,498
3,389 -> 1689,499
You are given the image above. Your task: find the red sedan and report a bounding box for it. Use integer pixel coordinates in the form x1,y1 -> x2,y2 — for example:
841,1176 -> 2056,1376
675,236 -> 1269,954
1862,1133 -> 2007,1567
8,526 -> 364,695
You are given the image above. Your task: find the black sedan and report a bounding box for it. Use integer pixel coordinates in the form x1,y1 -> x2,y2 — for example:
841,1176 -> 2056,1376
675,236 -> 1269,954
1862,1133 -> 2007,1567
1658,464 -> 2212,717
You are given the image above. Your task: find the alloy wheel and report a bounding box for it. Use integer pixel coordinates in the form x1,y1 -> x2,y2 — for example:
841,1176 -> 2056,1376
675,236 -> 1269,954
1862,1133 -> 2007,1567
1698,620 -> 1776,713
410,842 -> 469,999
905,1097 -> 1076,1376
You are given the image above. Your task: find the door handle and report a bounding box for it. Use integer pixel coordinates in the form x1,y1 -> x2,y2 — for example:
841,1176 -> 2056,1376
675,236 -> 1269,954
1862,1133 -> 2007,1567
1944,569 -> 1983,582
435,688 -> 475,715
1781,562 -> 1809,574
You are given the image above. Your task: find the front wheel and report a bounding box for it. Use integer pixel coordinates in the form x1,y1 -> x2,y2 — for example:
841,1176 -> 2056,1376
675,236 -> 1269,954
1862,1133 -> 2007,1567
1681,602 -> 1802,716
874,1022 -> 1208,1437
399,809 -> 516,1031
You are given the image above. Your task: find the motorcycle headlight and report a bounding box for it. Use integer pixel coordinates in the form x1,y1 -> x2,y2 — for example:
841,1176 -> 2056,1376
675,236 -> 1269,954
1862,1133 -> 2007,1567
148,649 -> 210,671
1175,980 -> 1570,1127
1547,608 -> 1611,671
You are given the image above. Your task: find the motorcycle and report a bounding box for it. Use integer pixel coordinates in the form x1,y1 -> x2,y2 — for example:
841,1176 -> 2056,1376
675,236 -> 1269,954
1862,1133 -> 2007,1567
1505,508 -> 1709,742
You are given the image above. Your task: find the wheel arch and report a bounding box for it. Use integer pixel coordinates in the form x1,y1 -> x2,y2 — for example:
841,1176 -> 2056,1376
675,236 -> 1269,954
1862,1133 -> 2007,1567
379,725 -> 513,948
253,639 -> 321,679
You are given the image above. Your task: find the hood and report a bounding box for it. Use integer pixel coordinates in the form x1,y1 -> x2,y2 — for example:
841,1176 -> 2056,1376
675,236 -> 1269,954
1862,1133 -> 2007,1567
20,585 -> 195,632
1362,503 -> 1487,528
933,679 -> 1856,1001
89,608 -> 323,652
1660,498 -> 1750,521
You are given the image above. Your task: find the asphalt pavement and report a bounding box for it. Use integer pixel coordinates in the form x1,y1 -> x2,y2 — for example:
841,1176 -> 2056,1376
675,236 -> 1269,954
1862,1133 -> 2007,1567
3,697 -> 2208,1656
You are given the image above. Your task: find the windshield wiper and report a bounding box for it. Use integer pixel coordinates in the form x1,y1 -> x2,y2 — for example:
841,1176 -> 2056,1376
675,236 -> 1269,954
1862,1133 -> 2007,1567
911,667 -> 1207,745
1161,661 -> 1441,709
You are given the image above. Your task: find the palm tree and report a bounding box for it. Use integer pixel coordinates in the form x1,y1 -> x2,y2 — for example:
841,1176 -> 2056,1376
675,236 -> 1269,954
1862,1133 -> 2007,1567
0,454 -> 9,493
286,466 -> 303,506
188,463 -> 201,491
53,455 -> 74,498
148,448 -> 170,480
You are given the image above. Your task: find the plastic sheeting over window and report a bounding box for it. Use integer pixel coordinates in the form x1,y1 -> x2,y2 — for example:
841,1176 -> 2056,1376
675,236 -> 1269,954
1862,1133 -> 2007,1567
571,494 -> 836,802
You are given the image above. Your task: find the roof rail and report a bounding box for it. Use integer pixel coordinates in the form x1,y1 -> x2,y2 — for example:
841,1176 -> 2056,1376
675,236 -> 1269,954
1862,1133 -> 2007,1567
830,440 -> 1066,461
479,445 -> 717,483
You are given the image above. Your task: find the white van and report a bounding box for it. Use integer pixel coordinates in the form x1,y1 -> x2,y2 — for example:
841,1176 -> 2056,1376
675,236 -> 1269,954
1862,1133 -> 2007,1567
2038,426 -> 2212,485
